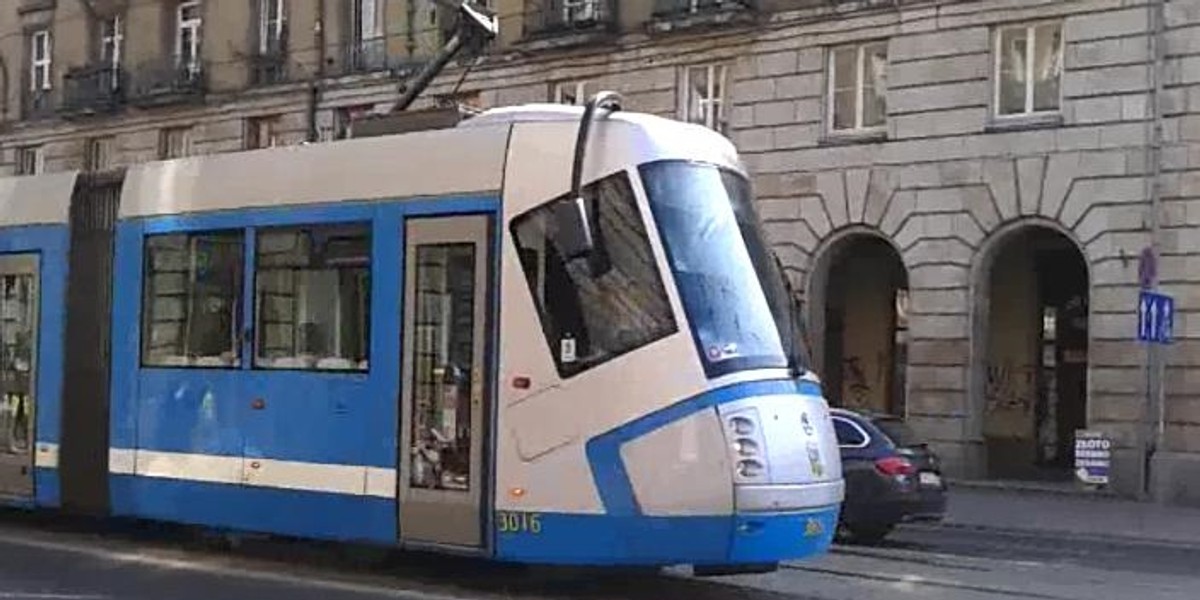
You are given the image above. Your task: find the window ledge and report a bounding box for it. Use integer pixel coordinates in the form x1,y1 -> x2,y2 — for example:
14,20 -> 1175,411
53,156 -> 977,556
818,128 -> 888,147
17,0 -> 55,16
646,8 -> 760,34
517,28 -> 617,51
985,112 -> 1063,133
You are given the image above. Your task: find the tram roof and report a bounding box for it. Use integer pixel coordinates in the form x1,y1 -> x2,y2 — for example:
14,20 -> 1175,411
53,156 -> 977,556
118,122 -> 512,220
0,170 -> 77,227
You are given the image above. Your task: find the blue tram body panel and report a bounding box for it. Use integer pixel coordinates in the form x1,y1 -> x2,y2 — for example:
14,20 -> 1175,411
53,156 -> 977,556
0,224 -> 69,509
493,509 -> 839,566
108,476 -> 397,543
107,195 -> 499,542
493,378 -> 840,566
585,379 -> 817,516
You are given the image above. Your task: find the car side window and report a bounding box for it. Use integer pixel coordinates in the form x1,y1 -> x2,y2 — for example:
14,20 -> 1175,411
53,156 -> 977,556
833,416 -> 869,448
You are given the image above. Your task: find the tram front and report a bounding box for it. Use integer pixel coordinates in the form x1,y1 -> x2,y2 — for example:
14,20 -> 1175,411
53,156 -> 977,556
638,158 -> 845,572
486,97 -> 842,571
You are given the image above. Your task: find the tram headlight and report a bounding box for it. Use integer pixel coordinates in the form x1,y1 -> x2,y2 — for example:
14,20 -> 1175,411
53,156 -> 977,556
733,437 -> 759,457
724,408 -> 769,482
729,416 -> 755,436
736,459 -> 765,478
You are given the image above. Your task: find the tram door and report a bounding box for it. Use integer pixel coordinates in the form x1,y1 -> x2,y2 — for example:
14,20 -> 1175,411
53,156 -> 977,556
0,255 -> 39,500
399,215 -> 491,548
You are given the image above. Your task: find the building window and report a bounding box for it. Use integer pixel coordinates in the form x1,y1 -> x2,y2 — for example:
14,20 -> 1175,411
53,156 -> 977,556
563,0 -> 601,23
98,15 -> 123,91
682,64 -> 728,134
15,146 -> 43,175
245,115 -> 281,149
552,80 -> 592,105
141,230 -> 244,368
84,136 -> 114,171
995,22 -> 1063,117
828,41 -> 887,133
100,15 -> 123,70
177,0 -> 203,76
29,30 -> 52,91
350,0 -> 384,70
510,171 -> 678,378
254,224 -> 371,371
259,0 -> 285,53
159,126 -> 192,159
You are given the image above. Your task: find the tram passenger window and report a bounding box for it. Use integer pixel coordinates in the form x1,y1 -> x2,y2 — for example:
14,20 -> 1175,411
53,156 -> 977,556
510,170 -> 677,378
254,224 -> 371,371
141,230 -> 244,368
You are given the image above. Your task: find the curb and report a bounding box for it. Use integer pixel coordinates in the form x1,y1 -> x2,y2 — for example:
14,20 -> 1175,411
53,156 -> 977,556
902,520 -> 1200,552
946,479 -> 1126,502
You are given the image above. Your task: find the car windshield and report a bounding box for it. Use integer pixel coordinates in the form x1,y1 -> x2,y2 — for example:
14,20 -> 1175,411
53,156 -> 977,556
639,159 -> 810,378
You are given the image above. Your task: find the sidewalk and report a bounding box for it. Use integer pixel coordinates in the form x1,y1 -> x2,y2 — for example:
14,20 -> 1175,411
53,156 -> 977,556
916,482 -> 1200,549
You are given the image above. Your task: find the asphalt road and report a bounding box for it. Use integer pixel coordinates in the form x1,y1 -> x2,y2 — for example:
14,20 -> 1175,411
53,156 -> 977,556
0,511 -> 1196,600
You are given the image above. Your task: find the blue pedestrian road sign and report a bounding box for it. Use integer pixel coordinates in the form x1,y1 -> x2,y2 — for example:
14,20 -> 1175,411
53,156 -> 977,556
1138,290 -> 1174,344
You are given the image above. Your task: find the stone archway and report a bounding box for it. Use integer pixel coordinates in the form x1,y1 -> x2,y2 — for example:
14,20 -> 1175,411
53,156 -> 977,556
969,220 -> 1091,481
807,228 -> 910,416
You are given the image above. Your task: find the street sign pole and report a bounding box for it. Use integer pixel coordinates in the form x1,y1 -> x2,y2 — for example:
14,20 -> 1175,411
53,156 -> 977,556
1137,285 -> 1174,501
1138,248 -> 1155,500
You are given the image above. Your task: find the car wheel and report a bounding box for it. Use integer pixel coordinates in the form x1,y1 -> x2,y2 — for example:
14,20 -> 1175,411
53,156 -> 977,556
845,523 -> 894,545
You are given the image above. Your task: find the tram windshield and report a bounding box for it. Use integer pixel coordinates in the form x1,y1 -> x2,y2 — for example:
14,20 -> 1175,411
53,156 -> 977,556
640,160 -> 810,379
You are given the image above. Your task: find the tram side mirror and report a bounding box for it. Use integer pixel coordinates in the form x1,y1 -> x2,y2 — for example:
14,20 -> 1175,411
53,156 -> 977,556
553,195 -> 596,260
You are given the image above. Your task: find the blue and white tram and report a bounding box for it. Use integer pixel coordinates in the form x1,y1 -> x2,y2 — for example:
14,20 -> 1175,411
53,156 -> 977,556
2,95 -> 843,571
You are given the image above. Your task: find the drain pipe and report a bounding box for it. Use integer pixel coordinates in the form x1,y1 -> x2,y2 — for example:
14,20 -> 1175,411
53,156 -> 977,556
306,0 -> 327,142
1141,0 -> 1166,501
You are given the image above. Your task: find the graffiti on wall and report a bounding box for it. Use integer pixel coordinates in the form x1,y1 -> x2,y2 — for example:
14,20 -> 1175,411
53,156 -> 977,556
842,356 -> 871,409
984,361 -> 1037,414
841,352 -> 894,413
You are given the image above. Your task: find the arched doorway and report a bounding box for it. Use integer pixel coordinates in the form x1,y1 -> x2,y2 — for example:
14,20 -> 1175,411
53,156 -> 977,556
974,224 -> 1089,481
812,233 -> 909,416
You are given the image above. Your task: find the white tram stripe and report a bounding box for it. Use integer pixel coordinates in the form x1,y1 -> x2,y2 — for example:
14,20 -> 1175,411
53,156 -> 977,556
39,445 -> 397,499
135,450 -> 242,486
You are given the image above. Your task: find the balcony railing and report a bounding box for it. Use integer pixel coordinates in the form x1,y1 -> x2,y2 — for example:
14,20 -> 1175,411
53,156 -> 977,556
342,36 -> 389,75
126,56 -> 206,107
61,64 -> 124,116
21,90 -> 55,120
649,0 -> 757,31
250,33 -> 290,86
524,0 -> 617,40
249,51 -> 289,86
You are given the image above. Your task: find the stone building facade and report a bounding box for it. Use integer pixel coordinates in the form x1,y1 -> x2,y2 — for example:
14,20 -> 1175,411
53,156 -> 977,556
1,0 -> 1197,504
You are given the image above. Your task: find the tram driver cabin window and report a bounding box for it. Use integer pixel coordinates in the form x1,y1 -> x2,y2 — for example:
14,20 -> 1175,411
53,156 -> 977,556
254,224 -> 371,371
511,171 -> 678,378
142,231 -> 244,368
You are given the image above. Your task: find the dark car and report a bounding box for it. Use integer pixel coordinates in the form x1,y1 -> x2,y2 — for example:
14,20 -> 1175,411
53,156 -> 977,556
830,408 -> 947,544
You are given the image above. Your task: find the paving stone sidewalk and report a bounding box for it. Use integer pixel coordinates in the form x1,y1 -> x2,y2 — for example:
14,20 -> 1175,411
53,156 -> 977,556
920,483 -> 1200,549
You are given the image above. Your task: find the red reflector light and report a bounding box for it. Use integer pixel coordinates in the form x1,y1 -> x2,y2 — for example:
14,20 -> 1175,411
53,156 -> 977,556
512,376 -> 531,389
874,456 -> 916,476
